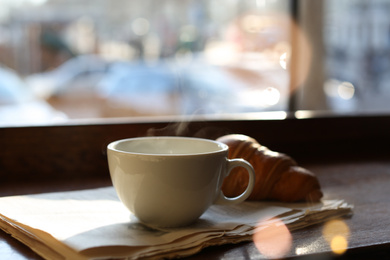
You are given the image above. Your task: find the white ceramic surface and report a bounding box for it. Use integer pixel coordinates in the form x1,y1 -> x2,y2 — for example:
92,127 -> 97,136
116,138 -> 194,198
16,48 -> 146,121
107,136 -> 255,228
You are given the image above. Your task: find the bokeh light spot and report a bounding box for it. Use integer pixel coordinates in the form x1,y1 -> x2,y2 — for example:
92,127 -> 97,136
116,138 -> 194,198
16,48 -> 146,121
322,219 -> 350,255
253,218 -> 292,258
324,79 -> 355,100
262,87 -> 281,106
338,82 -> 355,100
132,17 -> 150,36
331,235 -> 348,255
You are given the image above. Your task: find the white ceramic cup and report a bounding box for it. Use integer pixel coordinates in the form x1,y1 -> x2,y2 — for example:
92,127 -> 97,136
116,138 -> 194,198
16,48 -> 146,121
107,136 -> 255,228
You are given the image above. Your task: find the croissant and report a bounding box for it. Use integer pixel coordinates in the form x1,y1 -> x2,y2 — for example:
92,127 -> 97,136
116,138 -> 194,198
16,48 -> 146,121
217,134 -> 323,202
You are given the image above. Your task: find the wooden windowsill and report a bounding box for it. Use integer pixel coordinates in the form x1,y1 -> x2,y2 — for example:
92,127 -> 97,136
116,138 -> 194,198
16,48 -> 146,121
1,114 -> 390,259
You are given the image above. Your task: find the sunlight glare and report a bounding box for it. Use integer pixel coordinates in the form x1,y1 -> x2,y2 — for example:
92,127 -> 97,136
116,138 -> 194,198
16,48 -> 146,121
30,0 -> 47,5
204,41 -> 240,65
242,87 -> 280,108
256,0 -> 266,8
279,52 -> 287,69
294,110 -> 316,119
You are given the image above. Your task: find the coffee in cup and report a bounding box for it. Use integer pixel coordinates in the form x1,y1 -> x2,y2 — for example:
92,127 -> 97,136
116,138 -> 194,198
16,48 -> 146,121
107,136 -> 255,228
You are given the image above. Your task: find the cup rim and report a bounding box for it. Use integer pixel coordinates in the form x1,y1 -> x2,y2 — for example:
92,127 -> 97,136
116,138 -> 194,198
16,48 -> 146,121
107,136 -> 228,157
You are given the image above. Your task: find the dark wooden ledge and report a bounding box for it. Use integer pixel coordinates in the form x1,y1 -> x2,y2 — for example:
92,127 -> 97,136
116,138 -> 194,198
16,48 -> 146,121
1,114 -> 390,259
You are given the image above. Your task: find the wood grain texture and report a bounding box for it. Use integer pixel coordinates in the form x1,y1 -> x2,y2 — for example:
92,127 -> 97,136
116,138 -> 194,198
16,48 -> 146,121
1,115 -> 390,259
1,114 -> 390,182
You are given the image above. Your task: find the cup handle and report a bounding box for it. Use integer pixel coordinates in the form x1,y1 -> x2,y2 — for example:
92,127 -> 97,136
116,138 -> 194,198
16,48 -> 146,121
214,158 -> 255,205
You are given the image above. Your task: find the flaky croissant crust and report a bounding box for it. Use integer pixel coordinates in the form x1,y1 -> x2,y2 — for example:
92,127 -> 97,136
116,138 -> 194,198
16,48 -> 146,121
217,134 -> 323,202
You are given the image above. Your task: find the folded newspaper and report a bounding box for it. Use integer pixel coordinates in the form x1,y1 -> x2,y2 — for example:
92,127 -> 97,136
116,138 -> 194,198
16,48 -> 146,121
0,187 -> 352,260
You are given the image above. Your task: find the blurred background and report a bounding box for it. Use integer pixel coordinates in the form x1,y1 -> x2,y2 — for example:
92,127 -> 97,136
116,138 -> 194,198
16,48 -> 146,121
1,0 -> 390,126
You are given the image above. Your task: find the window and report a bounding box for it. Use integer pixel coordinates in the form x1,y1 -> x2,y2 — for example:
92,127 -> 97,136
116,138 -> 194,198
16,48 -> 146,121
323,0 -> 390,114
0,0 -> 292,126
0,0 -> 389,127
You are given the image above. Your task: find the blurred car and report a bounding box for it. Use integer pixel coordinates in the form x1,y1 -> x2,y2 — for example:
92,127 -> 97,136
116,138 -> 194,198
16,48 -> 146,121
96,58 -> 271,116
0,65 -> 66,126
96,61 -> 179,116
25,54 -> 110,99
23,54 -> 288,119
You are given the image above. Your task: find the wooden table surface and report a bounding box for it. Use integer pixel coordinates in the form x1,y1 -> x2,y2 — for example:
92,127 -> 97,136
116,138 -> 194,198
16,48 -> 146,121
189,155 -> 390,260
1,155 -> 390,260
1,115 -> 390,259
